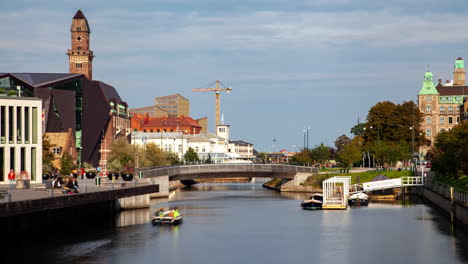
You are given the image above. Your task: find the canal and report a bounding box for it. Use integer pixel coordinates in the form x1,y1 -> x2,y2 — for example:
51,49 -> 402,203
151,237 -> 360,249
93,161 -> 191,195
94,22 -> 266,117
7,183 -> 468,264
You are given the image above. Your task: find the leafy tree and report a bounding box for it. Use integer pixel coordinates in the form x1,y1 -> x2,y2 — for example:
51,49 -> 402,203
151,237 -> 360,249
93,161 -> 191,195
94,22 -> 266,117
60,152 -> 74,176
146,143 -> 170,167
338,142 -> 362,168
310,143 -> 330,165
42,135 -> 55,173
430,122 -> 468,177
328,147 -> 337,160
334,134 -> 351,151
350,123 -> 366,136
184,147 -> 199,162
290,149 -> 312,165
108,137 -> 134,170
165,152 -> 180,165
367,140 -> 410,168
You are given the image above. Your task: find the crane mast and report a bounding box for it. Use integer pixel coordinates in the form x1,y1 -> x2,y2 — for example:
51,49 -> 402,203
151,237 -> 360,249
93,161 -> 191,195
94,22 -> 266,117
192,80 -> 232,130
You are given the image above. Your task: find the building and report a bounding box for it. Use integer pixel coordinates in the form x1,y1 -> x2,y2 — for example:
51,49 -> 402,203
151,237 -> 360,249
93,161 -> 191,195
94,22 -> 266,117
418,57 -> 468,155
461,97 -> 468,123
0,10 -> 131,166
131,113 -> 202,134
154,94 -> 190,118
45,128 -> 77,169
228,140 -> 255,160
0,97 -> 42,183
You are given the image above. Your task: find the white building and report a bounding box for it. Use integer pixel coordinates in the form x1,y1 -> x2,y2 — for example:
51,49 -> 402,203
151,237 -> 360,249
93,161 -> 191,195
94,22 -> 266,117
0,97 -> 42,183
131,124 -> 253,163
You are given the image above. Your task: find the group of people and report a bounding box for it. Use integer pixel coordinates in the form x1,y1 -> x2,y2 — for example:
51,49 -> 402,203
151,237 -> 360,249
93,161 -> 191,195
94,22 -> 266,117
50,174 -> 80,194
7,169 -> 30,188
155,207 -> 180,218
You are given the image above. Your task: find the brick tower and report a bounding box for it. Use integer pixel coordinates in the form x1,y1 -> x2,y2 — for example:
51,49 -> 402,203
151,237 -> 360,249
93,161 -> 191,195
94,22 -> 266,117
67,10 -> 94,80
453,57 -> 466,86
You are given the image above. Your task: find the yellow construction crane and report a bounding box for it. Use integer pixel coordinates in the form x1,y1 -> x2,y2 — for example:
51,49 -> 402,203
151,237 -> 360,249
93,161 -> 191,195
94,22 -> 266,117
192,80 -> 232,127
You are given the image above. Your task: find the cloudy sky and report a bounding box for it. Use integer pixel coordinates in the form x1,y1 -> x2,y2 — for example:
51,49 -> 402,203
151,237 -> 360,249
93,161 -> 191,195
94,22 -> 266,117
3,0 -> 468,151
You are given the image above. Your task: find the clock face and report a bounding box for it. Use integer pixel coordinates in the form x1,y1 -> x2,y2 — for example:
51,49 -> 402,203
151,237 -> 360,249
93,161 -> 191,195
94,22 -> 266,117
77,36 -> 81,41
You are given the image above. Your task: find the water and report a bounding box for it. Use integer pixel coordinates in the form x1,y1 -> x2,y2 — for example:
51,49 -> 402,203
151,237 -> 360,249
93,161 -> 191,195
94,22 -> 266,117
7,183 -> 468,264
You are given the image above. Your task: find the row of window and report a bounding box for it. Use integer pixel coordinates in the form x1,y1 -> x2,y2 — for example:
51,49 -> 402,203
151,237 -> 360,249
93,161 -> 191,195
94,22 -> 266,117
441,96 -> 462,102
425,105 -> 458,112
426,116 -> 459,124
0,106 -> 38,144
142,128 -> 188,133
426,127 -> 453,137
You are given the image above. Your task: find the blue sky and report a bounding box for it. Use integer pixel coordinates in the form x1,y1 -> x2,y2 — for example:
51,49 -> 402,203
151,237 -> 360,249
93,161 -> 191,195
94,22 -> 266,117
3,0 -> 468,151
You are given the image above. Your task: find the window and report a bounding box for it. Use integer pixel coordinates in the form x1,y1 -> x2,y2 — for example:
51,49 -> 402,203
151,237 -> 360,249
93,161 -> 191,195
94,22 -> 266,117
449,117 -> 453,124
76,63 -> 83,68
440,117 -> 445,124
426,117 -> 431,124
441,97 -> 446,101
150,129 -> 153,132
440,128 -> 445,132
157,129 -> 160,132
449,97 -> 453,101
448,106 -> 453,111
143,129 -> 147,132
77,46 -> 82,50
77,36 -> 81,41
426,128 -> 432,137
426,96 -> 431,101
426,105 -> 431,112
76,27 -> 82,31
455,96 -> 460,101
170,129 -> 174,132
178,144 -> 183,153
52,147 -> 62,155
457,117 -> 460,124
440,106 -> 445,111
195,146 -> 199,152
163,129 -> 166,132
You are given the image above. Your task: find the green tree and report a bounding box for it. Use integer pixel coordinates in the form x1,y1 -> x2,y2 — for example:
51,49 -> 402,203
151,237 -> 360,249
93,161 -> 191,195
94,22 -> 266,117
310,143 -> 330,165
338,142 -> 362,168
430,122 -> 468,177
108,137 -> 134,170
146,143 -> 170,167
60,152 -> 74,176
350,123 -> 366,136
42,135 -> 55,173
290,149 -> 312,165
367,140 -> 410,168
184,147 -> 200,162
334,134 -> 351,151
165,152 -> 180,165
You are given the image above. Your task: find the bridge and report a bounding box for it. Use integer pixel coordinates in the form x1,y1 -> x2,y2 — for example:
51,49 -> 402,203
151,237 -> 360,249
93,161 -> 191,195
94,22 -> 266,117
136,164 -> 318,195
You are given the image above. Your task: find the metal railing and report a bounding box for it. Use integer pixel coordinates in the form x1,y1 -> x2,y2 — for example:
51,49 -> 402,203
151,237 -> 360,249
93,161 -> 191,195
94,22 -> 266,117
401,177 -> 423,186
425,179 -> 468,206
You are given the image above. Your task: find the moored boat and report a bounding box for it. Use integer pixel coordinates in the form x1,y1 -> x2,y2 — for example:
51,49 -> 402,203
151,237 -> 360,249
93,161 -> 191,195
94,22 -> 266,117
301,199 -> 322,210
152,216 -> 183,225
348,192 -> 369,206
311,193 -> 323,202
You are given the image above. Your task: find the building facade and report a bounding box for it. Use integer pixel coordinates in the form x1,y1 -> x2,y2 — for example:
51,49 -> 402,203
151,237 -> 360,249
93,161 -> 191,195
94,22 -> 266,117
155,94 -> 190,118
131,113 -> 202,134
0,97 -> 42,183
45,128 -> 77,169
418,57 -> 467,155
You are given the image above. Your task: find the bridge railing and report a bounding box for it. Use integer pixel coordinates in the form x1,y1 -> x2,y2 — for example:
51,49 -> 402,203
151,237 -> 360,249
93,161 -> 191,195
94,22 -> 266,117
425,179 -> 468,206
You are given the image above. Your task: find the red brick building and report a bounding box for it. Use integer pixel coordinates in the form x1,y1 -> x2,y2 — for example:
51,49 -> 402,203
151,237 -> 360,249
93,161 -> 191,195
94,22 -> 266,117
131,113 -> 202,134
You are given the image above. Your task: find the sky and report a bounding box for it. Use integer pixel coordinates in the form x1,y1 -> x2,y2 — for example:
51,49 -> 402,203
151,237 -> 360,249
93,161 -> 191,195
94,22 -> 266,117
3,0 -> 468,152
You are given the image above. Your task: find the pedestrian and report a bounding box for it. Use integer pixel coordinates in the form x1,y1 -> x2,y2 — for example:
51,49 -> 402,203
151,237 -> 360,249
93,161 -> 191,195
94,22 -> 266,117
80,167 -> 85,180
71,177 -> 80,193
8,169 -> 16,189
20,170 -> 29,180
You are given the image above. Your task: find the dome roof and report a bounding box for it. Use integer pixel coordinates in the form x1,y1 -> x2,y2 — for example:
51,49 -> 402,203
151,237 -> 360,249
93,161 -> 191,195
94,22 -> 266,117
457,57 -> 463,60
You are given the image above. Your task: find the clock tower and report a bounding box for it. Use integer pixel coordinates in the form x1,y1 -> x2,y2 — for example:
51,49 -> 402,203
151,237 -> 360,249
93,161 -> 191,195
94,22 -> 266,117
67,10 -> 94,80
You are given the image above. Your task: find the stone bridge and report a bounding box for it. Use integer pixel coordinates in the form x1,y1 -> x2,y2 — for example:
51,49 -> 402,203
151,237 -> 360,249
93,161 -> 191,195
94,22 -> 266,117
136,164 -> 318,196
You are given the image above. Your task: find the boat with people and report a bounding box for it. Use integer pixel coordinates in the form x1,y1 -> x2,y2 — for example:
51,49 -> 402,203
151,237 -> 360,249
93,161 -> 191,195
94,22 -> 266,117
348,192 -> 369,205
300,193 -> 324,210
152,207 -> 183,225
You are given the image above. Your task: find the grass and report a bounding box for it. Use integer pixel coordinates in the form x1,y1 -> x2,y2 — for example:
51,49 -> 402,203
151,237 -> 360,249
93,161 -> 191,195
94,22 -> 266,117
318,168 -> 341,172
433,174 -> 468,191
318,170 -> 413,185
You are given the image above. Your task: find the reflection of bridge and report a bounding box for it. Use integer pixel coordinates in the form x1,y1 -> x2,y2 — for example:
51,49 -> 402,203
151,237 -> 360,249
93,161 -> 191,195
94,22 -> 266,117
136,164 -> 318,195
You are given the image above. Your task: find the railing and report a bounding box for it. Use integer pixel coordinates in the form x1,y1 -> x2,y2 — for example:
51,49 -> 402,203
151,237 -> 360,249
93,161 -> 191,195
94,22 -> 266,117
425,179 -> 467,206
401,177 -> 423,186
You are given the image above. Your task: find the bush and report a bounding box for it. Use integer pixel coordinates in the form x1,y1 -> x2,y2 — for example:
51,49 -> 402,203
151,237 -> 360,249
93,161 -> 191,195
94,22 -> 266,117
8,90 -> 17,96
0,88 -> 5,94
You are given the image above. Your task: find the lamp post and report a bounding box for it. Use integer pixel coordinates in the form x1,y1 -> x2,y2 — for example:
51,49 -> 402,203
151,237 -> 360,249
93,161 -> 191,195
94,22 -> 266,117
306,127 -> 310,149
303,129 -> 306,150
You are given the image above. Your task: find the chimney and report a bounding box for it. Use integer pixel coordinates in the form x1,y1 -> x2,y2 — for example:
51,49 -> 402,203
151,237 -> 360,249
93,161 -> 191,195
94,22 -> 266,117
438,78 -> 442,83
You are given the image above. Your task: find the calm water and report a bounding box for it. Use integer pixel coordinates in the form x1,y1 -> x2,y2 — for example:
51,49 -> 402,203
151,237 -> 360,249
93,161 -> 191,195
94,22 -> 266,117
8,183 -> 468,264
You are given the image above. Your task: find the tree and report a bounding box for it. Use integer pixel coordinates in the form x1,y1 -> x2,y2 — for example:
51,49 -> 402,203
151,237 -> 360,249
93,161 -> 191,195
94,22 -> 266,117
42,135 -> 55,173
290,149 -> 312,165
430,122 -> 468,177
108,137 -> 134,170
334,134 -> 351,151
184,147 -> 199,162
367,140 -> 410,168
310,143 -> 330,165
60,152 -> 74,176
165,152 -> 180,165
350,123 -> 366,136
337,143 -> 362,168
146,143 -> 170,167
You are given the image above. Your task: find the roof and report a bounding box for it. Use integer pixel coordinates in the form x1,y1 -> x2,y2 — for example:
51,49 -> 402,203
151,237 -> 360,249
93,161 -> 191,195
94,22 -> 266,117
155,93 -> 189,102
436,83 -> 468,95
418,71 -> 438,95
229,140 -> 253,146
73,10 -> 87,19
133,115 -> 201,128
90,80 -> 124,104
457,57 -> 463,60
0,73 -> 82,88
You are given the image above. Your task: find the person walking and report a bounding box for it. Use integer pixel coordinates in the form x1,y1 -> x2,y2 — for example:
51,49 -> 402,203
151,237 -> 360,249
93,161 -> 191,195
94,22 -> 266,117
8,169 -> 16,189
80,167 -> 85,180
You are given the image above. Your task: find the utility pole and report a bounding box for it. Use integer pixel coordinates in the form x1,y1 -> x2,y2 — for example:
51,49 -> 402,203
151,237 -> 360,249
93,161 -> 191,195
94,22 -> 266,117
303,129 -> 306,150
306,127 -> 310,149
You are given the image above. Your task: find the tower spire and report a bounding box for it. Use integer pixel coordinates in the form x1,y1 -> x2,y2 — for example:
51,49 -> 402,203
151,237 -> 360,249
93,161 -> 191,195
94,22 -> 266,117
67,10 -> 94,80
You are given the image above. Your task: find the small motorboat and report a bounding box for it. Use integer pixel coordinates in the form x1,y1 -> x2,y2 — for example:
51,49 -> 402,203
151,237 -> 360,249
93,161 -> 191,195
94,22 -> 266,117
152,215 -> 183,225
301,199 -> 323,210
348,192 -> 369,206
